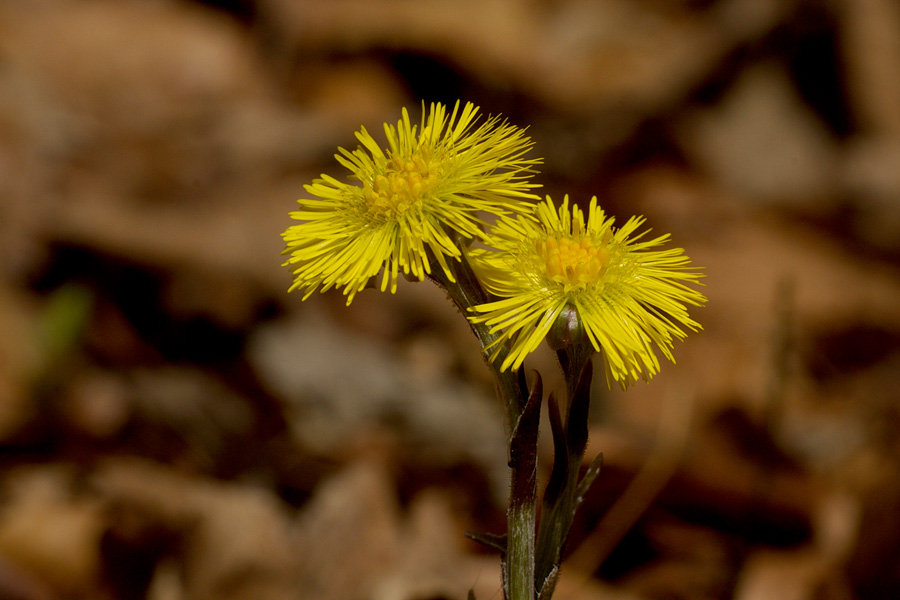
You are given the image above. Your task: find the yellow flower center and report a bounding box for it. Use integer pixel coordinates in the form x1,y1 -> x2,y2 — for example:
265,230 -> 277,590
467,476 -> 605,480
362,152 -> 437,221
536,235 -> 609,291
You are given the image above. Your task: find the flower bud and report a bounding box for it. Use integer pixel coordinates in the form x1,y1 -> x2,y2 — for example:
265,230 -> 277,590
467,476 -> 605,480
546,304 -> 590,352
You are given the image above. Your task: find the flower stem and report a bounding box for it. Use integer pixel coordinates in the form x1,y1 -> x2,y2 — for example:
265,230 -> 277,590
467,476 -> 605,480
430,255 -> 535,600
533,343 -> 595,596
430,255 -> 526,433
507,502 -> 536,599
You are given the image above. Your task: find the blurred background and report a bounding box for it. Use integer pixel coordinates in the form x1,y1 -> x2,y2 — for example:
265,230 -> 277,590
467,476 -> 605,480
2,0 -> 900,599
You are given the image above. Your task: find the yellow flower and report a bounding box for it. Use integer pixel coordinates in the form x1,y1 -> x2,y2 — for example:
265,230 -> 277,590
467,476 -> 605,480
282,101 -> 540,304
468,195 -> 706,387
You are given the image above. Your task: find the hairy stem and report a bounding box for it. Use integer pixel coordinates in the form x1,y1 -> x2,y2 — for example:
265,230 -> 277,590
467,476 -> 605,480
430,255 -> 535,600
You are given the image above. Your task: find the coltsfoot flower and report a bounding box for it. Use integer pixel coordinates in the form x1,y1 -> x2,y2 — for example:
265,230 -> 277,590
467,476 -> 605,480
282,101 -> 540,304
468,195 -> 706,387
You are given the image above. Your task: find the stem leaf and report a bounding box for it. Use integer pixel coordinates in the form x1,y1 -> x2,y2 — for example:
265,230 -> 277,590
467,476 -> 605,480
574,452 -> 604,513
566,359 -> 593,460
509,372 -> 542,502
537,564 -> 559,600
543,393 -> 568,506
464,531 -> 507,554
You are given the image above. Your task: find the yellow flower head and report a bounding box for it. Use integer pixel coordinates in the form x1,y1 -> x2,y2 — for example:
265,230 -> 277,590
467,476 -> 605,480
282,101 -> 540,304
468,195 -> 706,388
